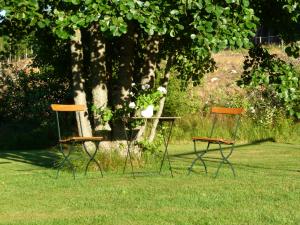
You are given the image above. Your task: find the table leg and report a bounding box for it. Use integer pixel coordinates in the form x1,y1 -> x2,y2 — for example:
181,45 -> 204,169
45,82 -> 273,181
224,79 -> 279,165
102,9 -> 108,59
159,120 -> 174,177
122,121 -> 135,178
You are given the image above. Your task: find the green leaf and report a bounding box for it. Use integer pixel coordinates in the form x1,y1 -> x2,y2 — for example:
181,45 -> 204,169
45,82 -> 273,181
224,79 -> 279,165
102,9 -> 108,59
126,13 -> 133,20
37,21 -> 45,28
70,15 -> 79,23
170,10 -> 179,15
170,29 -> 175,37
119,24 -> 127,34
55,28 -> 70,39
144,1 -> 150,7
205,5 -> 214,13
190,34 -> 196,39
71,0 -> 81,5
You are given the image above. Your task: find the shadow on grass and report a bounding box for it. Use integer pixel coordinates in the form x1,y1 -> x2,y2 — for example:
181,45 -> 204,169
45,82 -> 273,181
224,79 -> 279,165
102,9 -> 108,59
171,138 -> 276,158
0,148 -> 60,169
170,138 -> 300,173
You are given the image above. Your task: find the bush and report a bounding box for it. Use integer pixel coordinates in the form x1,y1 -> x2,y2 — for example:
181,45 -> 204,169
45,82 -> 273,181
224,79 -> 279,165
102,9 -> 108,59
163,76 -> 200,116
0,65 -> 72,149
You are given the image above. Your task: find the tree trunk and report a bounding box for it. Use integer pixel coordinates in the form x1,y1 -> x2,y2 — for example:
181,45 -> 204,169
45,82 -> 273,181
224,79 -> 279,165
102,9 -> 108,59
148,55 -> 174,142
89,23 -> 110,133
140,37 -> 159,86
71,29 -> 93,139
135,37 -> 159,141
112,22 -> 136,141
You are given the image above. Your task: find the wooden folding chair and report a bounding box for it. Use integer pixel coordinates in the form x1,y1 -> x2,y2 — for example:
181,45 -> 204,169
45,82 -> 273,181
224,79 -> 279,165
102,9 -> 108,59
188,107 -> 244,177
51,104 -> 104,178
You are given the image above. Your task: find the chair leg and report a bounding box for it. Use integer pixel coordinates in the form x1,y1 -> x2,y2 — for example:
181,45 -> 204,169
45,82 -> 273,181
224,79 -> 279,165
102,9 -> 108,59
214,144 -> 236,178
56,143 -> 76,179
188,141 -> 208,175
83,142 -> 103,177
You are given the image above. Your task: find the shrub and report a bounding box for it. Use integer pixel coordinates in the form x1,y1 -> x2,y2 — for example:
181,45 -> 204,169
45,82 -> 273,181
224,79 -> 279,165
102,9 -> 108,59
163,76 -> 200,116
0,65 -> 71,149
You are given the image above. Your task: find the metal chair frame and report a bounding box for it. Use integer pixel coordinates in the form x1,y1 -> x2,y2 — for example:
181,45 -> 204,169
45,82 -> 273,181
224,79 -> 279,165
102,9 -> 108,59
188,107 -> 243,178
51,104 -> 103,179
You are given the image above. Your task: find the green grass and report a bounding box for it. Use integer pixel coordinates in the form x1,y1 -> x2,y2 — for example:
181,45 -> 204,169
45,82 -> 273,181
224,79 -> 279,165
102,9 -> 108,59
0,141 -> 299,225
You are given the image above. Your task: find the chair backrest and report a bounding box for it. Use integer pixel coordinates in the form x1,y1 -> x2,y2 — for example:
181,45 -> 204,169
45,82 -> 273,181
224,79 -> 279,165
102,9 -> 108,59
209,107 -> 244,142
51,104 -> 85,112
211,107 -> 244,115
51,104 -> 85,141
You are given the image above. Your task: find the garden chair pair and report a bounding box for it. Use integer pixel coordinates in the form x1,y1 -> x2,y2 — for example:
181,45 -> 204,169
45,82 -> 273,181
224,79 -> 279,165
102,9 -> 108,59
188,107 -> 244,177
51,104 -> 103,178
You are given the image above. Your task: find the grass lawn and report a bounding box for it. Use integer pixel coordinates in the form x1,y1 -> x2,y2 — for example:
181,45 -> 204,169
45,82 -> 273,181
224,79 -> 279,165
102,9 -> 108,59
0,141 -> 299,225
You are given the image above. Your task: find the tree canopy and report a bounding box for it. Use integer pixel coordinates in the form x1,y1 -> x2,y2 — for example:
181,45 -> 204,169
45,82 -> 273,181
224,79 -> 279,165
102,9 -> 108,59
1,0 -> 299,146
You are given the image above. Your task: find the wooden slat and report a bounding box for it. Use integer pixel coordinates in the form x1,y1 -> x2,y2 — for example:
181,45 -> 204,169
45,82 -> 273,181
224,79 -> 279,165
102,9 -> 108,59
211,107 -> 244,115
51,104 -> 85,112
192,136 -> 234,145
59,136 -> 103,143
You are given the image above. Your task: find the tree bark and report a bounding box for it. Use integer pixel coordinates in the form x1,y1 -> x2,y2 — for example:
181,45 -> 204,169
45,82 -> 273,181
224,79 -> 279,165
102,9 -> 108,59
135,37 -> 160,141
140,37 -> 159,86
112,22 -> 136,141
71,29 -> 93,139
148,55 -> 174,142
89,23 -> 110,133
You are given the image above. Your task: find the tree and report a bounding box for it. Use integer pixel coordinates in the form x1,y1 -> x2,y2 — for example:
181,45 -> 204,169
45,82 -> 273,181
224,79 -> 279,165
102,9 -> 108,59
238,1 -> 300,119
250,0 -> 300,57
1,0 -> 258,150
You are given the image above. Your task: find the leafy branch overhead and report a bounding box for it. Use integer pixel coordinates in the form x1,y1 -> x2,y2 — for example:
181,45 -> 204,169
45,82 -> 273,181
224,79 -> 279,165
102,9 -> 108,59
2,0 -> 258,49
238,46 -> 300,118
1,0 -> 300,145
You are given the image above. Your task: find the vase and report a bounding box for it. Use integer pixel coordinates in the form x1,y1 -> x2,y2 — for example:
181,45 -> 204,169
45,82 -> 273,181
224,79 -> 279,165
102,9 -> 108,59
141,105 -> 154,118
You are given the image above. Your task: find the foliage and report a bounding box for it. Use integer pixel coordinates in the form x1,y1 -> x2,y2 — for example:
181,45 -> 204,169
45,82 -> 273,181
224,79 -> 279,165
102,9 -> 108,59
163,75 -> 200,116
91,105 -> 114,126
245,88 -> 286,127
66,148 -> 129,171
238,46 -> 300,118
249,0 -> 300,57
0,67 -> 71,123
133,84 -> 166,110
171,112 -> 300,144
137,132 -> 163,155
1,0 -> 258,80
92,84 -> 166,125
172,50 -> 216,86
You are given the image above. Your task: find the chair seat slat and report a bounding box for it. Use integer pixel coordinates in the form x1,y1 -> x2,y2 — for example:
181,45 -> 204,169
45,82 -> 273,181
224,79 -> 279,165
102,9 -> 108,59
59,136 -> 103,143
192,136 -> 234,145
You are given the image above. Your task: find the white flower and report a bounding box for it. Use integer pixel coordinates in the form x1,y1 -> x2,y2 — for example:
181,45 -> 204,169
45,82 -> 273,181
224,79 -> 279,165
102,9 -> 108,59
129,102 -> 136,109
249,106 -> 255,113
131,83 -> 136,87
142,84 -> 150,90
141,105 -> 154,118
210,77 -> 219,82
157,86 -> 167,94
129,91 -> 134,96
